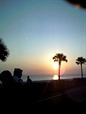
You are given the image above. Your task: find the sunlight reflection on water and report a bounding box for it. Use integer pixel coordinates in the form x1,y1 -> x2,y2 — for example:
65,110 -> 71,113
53,75 -> 58,80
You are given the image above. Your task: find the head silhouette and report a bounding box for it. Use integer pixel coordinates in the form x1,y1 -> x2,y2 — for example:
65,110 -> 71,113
0,70 -> 14,87
13,68 -> 23,78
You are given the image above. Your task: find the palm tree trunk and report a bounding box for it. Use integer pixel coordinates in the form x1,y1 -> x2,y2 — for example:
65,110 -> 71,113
81,64 -> 83,78
58,62 -> 61,81
58,66 -> 60,81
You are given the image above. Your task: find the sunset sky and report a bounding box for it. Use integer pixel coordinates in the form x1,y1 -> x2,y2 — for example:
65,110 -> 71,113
0,0 -> 86,76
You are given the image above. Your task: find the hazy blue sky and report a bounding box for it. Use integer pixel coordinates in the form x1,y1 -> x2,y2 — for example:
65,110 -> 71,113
0,0 -> 86,76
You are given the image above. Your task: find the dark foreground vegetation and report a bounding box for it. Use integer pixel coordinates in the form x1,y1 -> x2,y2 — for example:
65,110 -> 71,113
0,78 -> 86,112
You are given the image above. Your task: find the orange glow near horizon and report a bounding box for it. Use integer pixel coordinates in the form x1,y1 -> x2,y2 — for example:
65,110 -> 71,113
22,52 -> 70,76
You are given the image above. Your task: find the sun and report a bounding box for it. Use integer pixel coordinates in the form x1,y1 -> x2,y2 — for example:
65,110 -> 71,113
53,62 -> 58,70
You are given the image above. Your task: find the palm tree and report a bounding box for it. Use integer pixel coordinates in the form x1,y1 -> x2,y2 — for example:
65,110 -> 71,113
0,38 -> 9,62
76,57 -> 86,78
53,53 -> 68,81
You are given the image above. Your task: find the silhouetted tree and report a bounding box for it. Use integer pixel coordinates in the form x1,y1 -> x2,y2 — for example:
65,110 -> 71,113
76,57 -> 86,78
65,0 -> 86,9
53,53 -> 68,81
0,38 -> 9,62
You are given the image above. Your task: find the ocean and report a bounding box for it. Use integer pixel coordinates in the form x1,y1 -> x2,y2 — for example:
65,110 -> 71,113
0,74 -> 86,84
21,74 -> 86,82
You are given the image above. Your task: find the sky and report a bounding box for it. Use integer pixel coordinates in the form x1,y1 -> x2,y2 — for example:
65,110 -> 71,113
0,0 -> 86,76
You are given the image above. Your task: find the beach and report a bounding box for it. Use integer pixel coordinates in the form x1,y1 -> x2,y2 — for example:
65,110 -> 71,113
0,78 -> 86,112
29,78 -> 86,112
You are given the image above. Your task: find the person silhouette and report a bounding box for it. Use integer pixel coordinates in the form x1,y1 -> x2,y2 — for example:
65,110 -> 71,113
27,76 -> 32,83
13,68 -> 24,84
0,70 -> 16,88
26,76 -> 32,88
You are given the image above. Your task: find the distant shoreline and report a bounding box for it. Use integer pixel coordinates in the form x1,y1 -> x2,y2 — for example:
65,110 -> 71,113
22,74 -> 86,82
